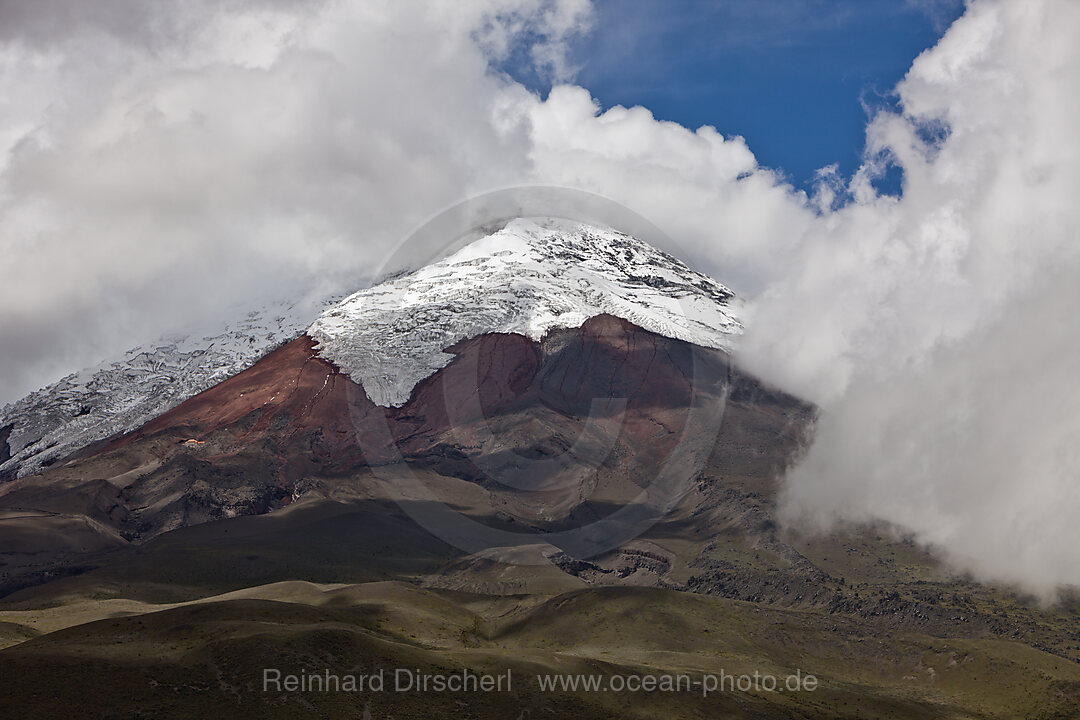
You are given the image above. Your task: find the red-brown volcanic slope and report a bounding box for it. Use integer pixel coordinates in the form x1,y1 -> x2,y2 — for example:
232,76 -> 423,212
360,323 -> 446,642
0,314 -> 752,541
105,314 -> 724,473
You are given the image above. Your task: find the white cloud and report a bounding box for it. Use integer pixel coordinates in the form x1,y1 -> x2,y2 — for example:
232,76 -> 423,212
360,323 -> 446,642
1,0 -> 1078,592
736,0 -> 1080,595
0,0 -> 587,402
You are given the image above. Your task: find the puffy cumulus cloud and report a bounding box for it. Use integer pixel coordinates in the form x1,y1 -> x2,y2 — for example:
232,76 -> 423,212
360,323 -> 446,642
2,0 -> 1079,594
0,0 -> 589,402
733,0 -> 1080,594
781,271 -> 1080,591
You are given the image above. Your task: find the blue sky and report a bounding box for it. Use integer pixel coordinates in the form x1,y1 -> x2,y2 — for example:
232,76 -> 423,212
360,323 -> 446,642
524,0 -> 966,194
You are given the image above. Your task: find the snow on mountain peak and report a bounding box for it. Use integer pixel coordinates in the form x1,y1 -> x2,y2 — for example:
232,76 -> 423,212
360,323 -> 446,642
0,218 -> 741,479
308,218 -> 742,407
0,296 -> 341,479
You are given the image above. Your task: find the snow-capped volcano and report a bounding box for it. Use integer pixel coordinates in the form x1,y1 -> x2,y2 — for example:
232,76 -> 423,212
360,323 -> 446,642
309,218 -> 742,407
0,218 -> 740,478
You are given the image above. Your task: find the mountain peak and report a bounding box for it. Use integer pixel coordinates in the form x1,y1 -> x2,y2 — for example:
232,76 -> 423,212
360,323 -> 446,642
309,218 -> 742,407
0,218 -> 740,478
